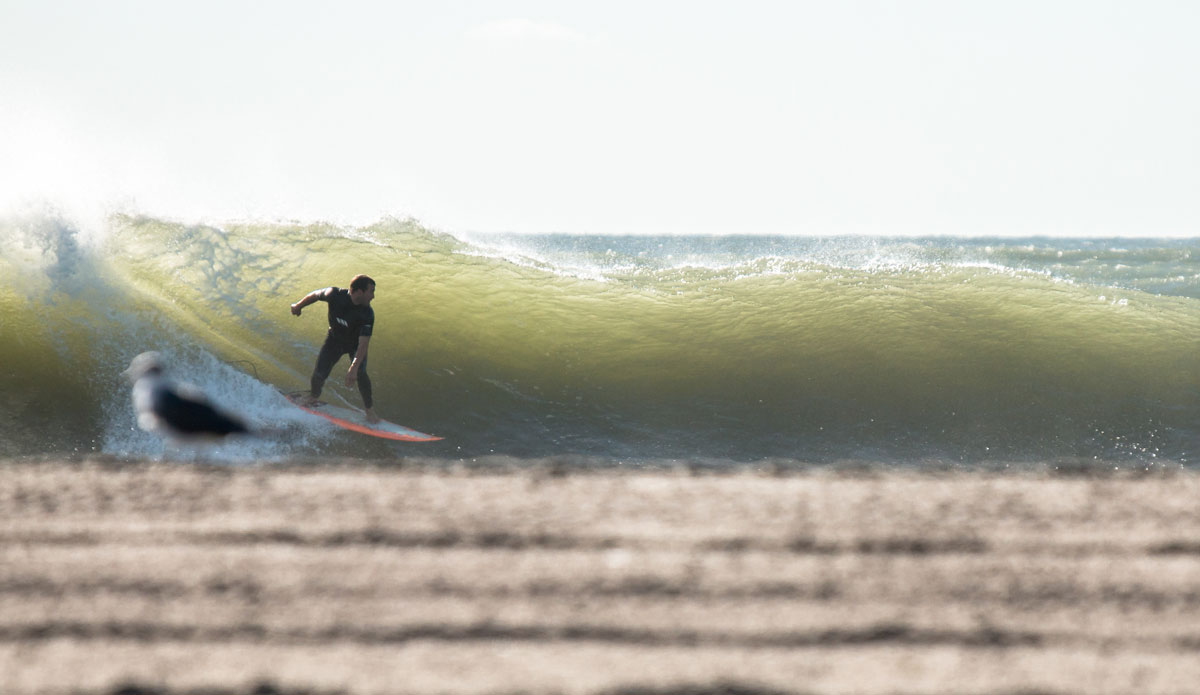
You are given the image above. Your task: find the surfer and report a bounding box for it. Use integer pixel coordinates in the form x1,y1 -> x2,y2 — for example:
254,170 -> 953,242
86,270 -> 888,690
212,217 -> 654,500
290,275 -> 381,424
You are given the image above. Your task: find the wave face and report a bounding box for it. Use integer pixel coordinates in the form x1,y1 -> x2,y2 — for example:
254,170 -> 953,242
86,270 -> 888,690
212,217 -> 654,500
2,213 -> 1198,465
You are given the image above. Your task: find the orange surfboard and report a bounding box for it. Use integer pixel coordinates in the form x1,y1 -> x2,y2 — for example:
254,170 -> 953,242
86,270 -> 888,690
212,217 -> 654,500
285,392 -> 443,442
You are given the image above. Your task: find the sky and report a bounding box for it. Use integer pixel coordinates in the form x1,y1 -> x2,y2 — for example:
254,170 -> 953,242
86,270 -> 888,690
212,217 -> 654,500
1,0 -> 1198,236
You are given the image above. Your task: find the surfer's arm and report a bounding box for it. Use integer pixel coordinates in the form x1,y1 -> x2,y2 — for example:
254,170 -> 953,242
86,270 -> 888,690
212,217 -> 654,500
290,288 -> 330,316
344,335 -> 370,386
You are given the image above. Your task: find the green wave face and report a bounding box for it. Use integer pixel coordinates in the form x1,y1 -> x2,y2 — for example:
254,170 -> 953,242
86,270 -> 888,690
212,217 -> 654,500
3,213 -> 1198,464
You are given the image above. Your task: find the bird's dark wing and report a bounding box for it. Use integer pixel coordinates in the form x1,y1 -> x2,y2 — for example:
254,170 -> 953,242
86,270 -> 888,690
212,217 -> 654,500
150,383 -> 249,436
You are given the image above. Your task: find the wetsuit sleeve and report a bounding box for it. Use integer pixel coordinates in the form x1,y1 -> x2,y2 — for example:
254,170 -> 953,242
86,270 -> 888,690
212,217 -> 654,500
315,287 -> 336,302
360,308 -> 374,337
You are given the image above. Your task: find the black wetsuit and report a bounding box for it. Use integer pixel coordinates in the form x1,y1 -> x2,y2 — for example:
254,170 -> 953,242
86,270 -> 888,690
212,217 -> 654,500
309,287 -> 375,408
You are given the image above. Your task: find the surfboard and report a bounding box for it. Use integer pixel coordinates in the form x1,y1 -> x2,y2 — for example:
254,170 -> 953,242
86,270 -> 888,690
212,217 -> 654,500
284,392 -> 443,442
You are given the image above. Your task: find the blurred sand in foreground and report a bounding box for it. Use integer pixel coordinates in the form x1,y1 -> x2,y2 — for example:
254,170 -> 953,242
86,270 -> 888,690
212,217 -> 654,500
3,459 -> 1200,695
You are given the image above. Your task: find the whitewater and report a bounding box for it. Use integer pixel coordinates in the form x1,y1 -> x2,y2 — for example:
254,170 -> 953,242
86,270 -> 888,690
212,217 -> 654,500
1,211 -> 1197,467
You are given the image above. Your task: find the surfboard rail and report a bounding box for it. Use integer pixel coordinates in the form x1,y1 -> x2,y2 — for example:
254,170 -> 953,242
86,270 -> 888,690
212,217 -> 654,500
284,392 -> 443,442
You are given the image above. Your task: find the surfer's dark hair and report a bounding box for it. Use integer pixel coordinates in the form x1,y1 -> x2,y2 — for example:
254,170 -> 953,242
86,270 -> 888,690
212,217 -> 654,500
350,275 -> 375,292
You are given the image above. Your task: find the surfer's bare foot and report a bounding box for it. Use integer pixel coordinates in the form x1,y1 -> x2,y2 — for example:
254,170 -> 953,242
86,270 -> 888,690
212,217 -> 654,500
301,395 -> 320,407
364,408 -> 381,424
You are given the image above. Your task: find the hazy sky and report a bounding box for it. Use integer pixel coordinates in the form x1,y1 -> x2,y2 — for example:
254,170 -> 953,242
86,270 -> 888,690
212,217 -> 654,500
2,1 -> 1198,235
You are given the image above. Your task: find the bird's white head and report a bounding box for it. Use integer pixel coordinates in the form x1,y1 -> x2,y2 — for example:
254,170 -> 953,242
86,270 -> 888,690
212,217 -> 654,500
123,351 -> 166,383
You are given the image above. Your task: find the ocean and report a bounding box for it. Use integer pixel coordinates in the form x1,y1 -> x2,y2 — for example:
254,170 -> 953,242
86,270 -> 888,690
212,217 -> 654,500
1,212 -> 1197,467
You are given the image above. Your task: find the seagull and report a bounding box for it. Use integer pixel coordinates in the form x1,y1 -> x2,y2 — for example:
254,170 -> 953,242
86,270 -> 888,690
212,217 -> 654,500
122,351 -> 250,441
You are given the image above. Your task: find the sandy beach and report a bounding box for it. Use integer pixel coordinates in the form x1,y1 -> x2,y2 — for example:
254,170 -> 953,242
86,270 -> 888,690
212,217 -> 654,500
2,458 -> 1200,695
